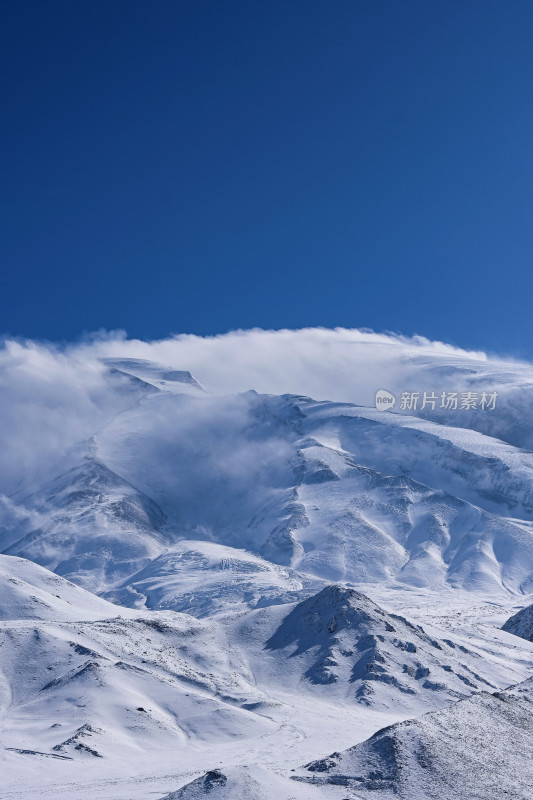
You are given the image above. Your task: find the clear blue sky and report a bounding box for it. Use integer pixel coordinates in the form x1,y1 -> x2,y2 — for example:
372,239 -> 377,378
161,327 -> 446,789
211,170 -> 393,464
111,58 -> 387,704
2,1 -> 533,355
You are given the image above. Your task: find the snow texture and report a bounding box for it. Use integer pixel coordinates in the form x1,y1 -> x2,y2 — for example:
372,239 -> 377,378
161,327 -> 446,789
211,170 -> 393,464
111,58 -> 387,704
2,348 -> 533,799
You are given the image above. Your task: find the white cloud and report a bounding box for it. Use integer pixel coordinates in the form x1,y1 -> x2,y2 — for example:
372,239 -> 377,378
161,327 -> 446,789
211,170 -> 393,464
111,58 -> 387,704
82,326 -> 491,402
0,327 -> 527,495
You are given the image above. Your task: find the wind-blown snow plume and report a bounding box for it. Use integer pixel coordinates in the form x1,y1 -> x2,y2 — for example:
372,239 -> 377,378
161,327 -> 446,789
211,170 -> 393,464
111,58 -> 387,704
0,326 -> 525,495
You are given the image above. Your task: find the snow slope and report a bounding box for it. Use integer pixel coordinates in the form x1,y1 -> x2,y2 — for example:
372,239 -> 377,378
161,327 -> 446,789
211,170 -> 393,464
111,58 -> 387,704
1,457 -> 167,593
502,601 -> 533,642
298,677 -> 533,799
92,388 -> 533,597
0,557 -> 274,770
158,766 -> 328,800
104,540 -> 314,616
0,555 -> 129,621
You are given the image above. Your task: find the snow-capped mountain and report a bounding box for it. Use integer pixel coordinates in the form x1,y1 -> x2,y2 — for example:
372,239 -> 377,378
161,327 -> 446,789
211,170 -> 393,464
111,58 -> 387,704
5,373 -> 533,599
2,456 -> 167,593
257,585 -> 509,704
103,358 -> 205,396
2,347 -> 533,799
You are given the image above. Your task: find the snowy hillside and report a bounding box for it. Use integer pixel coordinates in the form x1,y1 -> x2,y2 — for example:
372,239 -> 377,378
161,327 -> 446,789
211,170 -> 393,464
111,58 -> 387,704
298,677 -> 533,799
2,345 -> 533,798
257,585 -> 510,705
2,556 -> 531,799
2,457 -> 167,593
0,555 -> 130,621
103,540 -> 312,616
502,601 -> 533,642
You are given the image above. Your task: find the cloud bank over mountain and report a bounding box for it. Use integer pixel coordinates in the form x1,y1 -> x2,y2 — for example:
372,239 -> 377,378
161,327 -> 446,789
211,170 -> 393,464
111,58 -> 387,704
0,326 -> 531,495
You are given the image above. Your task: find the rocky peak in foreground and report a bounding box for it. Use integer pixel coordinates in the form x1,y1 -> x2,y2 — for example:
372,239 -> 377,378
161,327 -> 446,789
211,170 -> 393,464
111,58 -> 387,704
502,602 -> 533,642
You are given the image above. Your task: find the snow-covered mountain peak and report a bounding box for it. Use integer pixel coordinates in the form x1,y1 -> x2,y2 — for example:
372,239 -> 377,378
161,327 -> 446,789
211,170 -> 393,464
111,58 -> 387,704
1,456 -> 167,592
266,584 -> 387,643
103,357 -> 205,394
248,585 -> 512,711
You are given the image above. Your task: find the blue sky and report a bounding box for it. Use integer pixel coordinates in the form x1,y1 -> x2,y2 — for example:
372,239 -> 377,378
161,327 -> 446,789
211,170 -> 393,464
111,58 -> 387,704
2,1 -> 533,355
